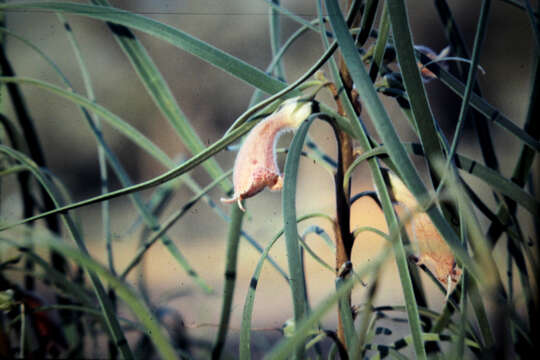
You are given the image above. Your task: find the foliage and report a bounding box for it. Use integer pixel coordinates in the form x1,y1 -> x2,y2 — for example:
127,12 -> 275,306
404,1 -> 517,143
0,0 -> 538,359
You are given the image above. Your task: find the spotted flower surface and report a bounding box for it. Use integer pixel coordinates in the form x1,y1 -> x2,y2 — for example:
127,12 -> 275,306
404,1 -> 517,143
388,172 -> 462,288
221,98 -> 317,211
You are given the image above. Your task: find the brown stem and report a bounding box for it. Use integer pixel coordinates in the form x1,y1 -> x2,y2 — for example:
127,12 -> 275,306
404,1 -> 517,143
334,128 -> 355,350
332,1 -> 362,348
328,82 -> 356,350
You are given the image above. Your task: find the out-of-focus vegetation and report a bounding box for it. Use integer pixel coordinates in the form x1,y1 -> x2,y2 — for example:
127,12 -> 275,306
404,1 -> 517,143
0,0 -> 538,358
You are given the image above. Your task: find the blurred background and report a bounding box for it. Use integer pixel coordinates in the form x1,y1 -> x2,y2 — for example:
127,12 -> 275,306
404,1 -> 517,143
1,0 -> 537,356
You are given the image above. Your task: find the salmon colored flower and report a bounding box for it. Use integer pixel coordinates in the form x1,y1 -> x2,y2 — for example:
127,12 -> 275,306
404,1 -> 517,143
388,172 -> 462,291
221,98 -> 317,211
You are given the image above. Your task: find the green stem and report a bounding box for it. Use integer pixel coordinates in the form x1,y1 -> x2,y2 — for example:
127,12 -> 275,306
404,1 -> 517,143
211,204 -> 245,359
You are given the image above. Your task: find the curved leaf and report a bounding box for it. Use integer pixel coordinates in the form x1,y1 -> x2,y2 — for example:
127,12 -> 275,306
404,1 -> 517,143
0,1 -> 286,94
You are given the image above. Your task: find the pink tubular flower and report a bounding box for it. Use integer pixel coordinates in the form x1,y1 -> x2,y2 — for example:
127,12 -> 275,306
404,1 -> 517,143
388,172 -> 462,291
221,98 -> 317,211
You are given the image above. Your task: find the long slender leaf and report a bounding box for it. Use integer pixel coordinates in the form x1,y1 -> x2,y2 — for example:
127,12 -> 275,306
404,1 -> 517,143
264,247 -> 391,360
1,14 -> 288,284
57,12 -> 114,278
90,0 -> 231,193
386,0 -> 446,183
0,1 -> 286,95
0,145 -> 134,359
0,112 -> 257,231
211,203 -> 245,359
336,273 -> 358,356
420,56 -> 540,152
433,0 -> 501,176
325,0 -> 479,284
325,2 -> 439,358
281,115 -> 321,359
239,212 -> 332,359
0,76 -> 171,165
2,235 -> 177,360
268,0 -> 286,81
403,143 -> 540,216
444,0 -> 491,180
368,2 -> 390,81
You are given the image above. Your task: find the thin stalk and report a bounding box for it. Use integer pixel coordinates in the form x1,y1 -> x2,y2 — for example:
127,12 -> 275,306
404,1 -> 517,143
325,1 -> 432,357
440,0 -> 492,192
19,303 -> 26,359
386,0 -> 446,188
121,170 -> 231,279
239,213 -> 333,359
56,13 -> 113,274
0,110 -> 258,230
455,207 -> 468,359
0,18 -> 289,284
317,0 -> 361,348
269,0 -> 286,80
54,23 -> 116,355
0,145 -> 134,359
334,127 -> 354,349
368,3 -> 390,82
434,0 -> 500,176
356,0 -> 379,46
211,204 -> 245,360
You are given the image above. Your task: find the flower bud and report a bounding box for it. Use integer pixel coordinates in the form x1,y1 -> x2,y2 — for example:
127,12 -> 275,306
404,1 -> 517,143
388,172 -> 462,291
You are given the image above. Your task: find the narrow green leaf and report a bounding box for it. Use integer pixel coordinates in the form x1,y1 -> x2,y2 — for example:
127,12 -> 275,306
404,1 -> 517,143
212,203 -> 245,359
0,76 -> 171,166
357,0 -> 379,46
90,0 -> 231,193
3,234 -> 178,360
343,146 -> 387,191
336,273 -> 358,355
325,0 -> 479,283
282,115 -> 318,359
444,0 -> 491,177
0,1 -> 286,94
423,59 -> 540,152
386,0 -> 446,178
0,111 -> 257,231
403,143 -> 540,216
268,0 -> 286,81
264,248 -> 391,360
239,213 -> 332,360
0,145 -> 134,359
57,11 -> 115,277
368,2 -> 390,81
